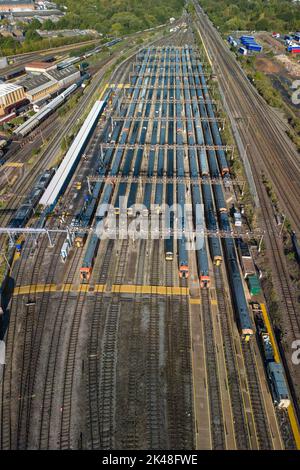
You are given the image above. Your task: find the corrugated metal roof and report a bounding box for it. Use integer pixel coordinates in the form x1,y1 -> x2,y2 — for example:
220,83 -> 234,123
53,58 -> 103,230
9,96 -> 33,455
46,65 -> 78,81
0,82 -> 23,98
40,100 -> 105,207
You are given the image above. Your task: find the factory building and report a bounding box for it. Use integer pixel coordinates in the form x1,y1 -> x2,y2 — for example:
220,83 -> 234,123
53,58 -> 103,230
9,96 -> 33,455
18,65 -> 81,102
25,61 -> 57,73
0,82 -> 26,115
45,66 -> 81,88
0,0 -> 36,11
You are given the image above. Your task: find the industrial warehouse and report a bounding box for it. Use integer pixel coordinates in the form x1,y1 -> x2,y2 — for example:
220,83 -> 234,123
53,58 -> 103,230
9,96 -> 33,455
0,2 -> 299,456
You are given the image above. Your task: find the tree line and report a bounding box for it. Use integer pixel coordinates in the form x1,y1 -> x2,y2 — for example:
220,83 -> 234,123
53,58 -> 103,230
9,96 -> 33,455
0,0 -> 184,56
199,0 -> 300,33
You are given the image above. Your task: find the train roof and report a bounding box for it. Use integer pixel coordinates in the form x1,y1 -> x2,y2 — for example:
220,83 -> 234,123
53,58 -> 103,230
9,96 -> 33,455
268,362 -> 289,398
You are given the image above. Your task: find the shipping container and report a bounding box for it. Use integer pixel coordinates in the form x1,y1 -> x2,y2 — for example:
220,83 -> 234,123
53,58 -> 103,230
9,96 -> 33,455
240,35 -> 254,41
246,43 -> 262,52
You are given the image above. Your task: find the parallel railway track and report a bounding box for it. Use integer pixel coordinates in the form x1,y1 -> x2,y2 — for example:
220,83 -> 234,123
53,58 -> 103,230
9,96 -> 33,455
167,284 -> 194,449
194,2 -> 300,421
0,236 -> 47,449
201,288 -> 225,449
16,233 -> 63,449
194,2 -> 300,235
214,268 -> 251,449
38,247 -> 83,449
59,290 -> 86,449
241,342 -> 273,449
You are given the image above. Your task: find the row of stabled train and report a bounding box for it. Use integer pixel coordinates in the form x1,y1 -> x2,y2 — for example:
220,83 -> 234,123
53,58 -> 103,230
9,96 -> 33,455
8,169 -> 54,229
77,46 -> 254,338
14,75 -> 90,139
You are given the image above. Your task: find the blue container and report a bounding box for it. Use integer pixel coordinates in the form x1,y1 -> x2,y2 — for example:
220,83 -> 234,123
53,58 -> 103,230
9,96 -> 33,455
240,35 -> 254,41
246,43 -> 262,52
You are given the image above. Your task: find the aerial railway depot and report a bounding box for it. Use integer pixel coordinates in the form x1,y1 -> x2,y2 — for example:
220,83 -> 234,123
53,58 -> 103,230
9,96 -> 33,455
0,22 -> 299,451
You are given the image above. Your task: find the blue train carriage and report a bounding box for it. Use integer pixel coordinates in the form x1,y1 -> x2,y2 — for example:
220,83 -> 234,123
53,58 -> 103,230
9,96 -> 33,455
164,184 -> 174,261
267,362 -> 290,409
178,236 -> 189,278
213,182 -> 227,213
80,233 -> 99,282
201,181 -> 222,266
79,186 -> 112,282
191,184 -> 211,287
224,238 -> 254,340
9,168 -> 54,229
142,149 -> 155,217
196,236 -> 210,288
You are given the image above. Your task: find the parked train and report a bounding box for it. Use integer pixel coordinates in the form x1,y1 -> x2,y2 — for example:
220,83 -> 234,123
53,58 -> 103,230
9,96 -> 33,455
254,307 -> 290,408
80,48 -> 150,281
75,120 -> 123,247
8,169 -> 54,229
223,237 -> 253,339
14,81 -> 82,138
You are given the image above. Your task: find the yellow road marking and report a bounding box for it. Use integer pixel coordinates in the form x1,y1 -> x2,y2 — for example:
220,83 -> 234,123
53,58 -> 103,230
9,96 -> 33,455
260,303 -> 280,363
94,284 -> 105,293
288,405 -> 300,450
3,162 -> 24,168
13,283 -> 189,296
196,26 -> 212,68
99,83 -> 108,100
111,284 -> 188,295
190,298 -> 201,304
